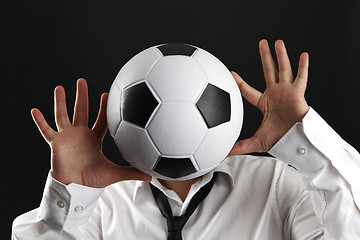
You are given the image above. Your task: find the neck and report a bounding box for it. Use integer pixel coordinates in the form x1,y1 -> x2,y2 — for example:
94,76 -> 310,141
158,178 -> 199,202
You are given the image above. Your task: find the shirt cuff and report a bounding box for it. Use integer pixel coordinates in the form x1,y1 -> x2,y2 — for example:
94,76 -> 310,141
38,172 -> 105,229
269,107 -> 360,208
268,108 -> 328,178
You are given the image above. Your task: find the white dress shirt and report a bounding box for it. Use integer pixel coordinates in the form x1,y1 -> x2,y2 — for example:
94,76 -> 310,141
12,108 -> 360,239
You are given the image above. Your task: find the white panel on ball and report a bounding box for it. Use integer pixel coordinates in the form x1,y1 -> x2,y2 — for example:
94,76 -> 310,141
115,47 -> 162,90
115,121 -> 160,170
193,49 -> 243,132
146,56 -> 208,103
147,102 -> 208,156
107,84 -> 122,137
193,122 -> 237,169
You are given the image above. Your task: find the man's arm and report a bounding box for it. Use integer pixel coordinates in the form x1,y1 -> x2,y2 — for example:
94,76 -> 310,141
270,108 -> 360,239
230,39 -> 360,238
12,79 -> 151,239
12,173 -> 105,240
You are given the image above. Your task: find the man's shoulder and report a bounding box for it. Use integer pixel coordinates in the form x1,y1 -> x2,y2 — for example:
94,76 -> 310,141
221,154 -> 280,174
221,154 -> 302,186
100,179 -> 140,203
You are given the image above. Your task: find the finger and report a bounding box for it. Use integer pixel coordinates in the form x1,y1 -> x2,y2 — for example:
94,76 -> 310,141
92,93 -> 109,139
231,71 -> 262,107
73,78 -> 89,126
111,166 -> 152,183
31,108 -> 56,142
259,39 -> 279,86
228,137 -> 263,156
294,52 -> 309,90
274,40 -> 293,83
54,86 -> 71,130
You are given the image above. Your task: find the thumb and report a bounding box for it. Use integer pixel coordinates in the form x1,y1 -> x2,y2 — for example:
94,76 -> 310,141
228,137 -> 263,156
110,166 -> 152,184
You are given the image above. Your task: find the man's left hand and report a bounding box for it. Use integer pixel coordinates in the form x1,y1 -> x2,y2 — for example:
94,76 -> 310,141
229,39 -> 310,155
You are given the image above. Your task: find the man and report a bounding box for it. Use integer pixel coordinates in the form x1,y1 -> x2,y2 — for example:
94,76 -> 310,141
12,40 -> 360,239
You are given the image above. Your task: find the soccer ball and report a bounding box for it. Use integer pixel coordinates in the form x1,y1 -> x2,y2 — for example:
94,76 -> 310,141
107,43 -> 243,180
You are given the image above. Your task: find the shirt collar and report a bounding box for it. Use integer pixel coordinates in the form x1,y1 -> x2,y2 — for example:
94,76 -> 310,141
132,158 -> 235,202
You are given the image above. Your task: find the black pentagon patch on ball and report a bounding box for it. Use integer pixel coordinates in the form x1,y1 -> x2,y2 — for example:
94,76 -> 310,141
154,157 -> 197,178
157,43 -> 197,56
122,82 -> 159,128
196,83 -> 231,128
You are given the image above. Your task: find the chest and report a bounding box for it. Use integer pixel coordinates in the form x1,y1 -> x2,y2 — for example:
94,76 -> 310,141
98,179 -> 283,239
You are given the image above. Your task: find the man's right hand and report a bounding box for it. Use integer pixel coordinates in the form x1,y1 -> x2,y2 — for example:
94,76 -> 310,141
31,78 -> 151,188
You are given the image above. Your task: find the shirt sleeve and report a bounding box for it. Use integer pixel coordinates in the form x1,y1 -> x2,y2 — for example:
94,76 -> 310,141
12,172 -> 104,240
269,107 -> 360,239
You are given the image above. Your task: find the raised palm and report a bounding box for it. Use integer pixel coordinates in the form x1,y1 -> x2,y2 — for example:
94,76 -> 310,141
31,79 -> 151,188
230,40 -> 310,155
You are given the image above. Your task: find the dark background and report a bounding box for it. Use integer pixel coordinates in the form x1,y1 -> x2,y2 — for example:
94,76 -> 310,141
4,0 -> 360,238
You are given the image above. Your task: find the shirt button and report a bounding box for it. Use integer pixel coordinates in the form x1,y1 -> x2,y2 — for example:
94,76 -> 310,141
75,205 -> 84,213
57,200 -> 65,208
177,202 -> 182,206
297,148 -> 306,155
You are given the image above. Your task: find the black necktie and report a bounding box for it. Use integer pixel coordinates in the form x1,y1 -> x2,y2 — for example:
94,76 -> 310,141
150,173 -> 218,240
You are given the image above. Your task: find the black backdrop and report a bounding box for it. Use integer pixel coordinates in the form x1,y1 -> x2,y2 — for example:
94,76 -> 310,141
4,0 -> 360,238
